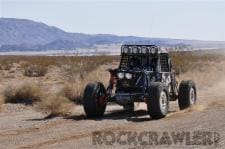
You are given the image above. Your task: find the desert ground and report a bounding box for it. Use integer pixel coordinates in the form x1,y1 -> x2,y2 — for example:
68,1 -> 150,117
0,51 -> 225,149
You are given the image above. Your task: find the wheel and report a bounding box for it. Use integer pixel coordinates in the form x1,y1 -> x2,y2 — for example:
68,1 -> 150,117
83,82 -> 107,118
178,80 -> 197,110
147,83 -> 169,119
123,103 -> 134,112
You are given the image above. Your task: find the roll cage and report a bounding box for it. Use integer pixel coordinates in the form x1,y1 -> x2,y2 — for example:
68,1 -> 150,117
119,45 -> 171,73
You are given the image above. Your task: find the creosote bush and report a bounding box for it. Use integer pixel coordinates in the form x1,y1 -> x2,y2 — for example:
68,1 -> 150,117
23,64 -> 47,77
36,94 -> 74,116
3,83 -> 41,105
61,66 -> 110,105
0,63 -> 13,71
61,83 -> 83,105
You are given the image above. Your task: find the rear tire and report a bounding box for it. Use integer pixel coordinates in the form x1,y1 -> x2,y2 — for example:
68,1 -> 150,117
83,82 -> 107,118
147,83 -> 169,119
178,80 -> 197,110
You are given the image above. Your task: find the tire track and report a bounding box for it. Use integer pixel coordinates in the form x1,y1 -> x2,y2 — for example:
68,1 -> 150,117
16,125 -> 135,149
0,120 -> 66,137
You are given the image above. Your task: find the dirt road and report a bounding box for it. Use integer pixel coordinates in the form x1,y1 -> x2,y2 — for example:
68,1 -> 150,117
0,77 -> 225,149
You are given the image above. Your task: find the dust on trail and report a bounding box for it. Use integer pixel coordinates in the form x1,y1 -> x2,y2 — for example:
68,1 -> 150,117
166,105 -> 206,119
167,61 -> 225,118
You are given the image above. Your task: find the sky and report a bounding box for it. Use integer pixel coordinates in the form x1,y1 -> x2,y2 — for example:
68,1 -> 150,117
0,0 -> 224,41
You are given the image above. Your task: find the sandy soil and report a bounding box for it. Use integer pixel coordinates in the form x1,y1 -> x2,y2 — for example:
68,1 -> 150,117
0,62 -> 225,149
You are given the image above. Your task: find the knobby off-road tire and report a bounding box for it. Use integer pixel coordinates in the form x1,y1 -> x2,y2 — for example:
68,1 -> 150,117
178,80 -> 197,110
147,83 -> 169,119
83,82 -> 107,118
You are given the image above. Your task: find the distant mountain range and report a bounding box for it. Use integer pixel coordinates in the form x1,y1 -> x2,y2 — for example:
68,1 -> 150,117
0,18 -> 225,52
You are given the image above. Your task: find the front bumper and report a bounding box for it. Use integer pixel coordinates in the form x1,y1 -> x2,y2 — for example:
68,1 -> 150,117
113,93 -> 143,105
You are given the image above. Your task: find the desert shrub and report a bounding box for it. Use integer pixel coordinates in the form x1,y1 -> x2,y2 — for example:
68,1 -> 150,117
59,56 -> 114,104
0,55 -> 118,68
60,56 -> 118,80
61,66 -> 110,105
170,51 -> 225,74
36,94 -> 74,116
23,64 -> 47,77
61,83 -> 83,105
3,83 -> 41,105
0,63 -> 13,71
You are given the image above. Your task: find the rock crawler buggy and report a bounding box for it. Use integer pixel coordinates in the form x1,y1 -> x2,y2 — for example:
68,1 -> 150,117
83,45 -> 197,119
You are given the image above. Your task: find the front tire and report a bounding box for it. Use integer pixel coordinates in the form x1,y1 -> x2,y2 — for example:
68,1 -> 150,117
147,83 -> 169,119
178,80 -> 197,110
83,82 -> 107,118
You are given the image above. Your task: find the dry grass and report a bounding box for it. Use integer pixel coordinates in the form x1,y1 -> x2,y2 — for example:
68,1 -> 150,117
22,64 -> 47,77
168,51 -> 225,90
170,51 -> 225,74
0,51 -> 225,115
0,95 -> 4,111
176,58 -> 225,90
3,83 -> 42,105
60,56 -> 117,81
2,82 -> 74,116
36,94 -> 74,116
0,63 -> 13,71
0,52 -> 223,74
57,57 -> 114,105
61,83 -> 83,105
0,55 -> 118,68
61,65 -> 110,105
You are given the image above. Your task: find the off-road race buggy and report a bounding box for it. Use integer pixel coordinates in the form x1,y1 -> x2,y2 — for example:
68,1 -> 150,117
83,45 -> 197,119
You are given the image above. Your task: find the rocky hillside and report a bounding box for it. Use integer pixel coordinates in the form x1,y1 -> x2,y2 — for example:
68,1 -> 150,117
0,18 -> 225,51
